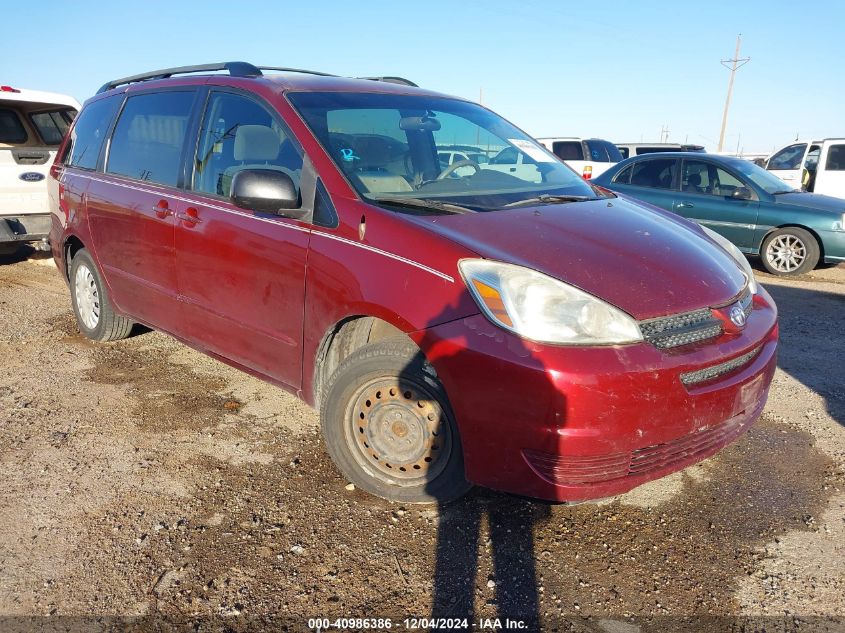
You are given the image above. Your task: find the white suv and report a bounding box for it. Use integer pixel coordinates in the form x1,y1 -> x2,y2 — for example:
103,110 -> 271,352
536,137 -> 623,180
1,85 -> 79,255
766,139 -> 845,200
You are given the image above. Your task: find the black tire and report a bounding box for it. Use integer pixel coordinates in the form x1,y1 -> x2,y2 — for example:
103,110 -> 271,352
69,249 -> 133,342
321,339 -> 471,504
760,227 -> 820,276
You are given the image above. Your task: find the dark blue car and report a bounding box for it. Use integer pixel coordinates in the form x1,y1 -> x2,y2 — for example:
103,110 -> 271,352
593,153 -> 845,275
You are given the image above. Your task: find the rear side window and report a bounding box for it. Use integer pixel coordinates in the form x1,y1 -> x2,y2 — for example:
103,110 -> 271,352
551,141 -> 583,161
30,109 -> 76,145
585,140 -> 623,163
66,96 -> 122,170
630,158 -> 677,189
825,144 -> 845,170
768,143 -> 806,170
0,108 -> 28,144
107,91 -> 195,187
617,147 -> 630,159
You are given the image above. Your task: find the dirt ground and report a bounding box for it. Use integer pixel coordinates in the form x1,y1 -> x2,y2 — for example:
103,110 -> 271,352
0,248 -> 843,633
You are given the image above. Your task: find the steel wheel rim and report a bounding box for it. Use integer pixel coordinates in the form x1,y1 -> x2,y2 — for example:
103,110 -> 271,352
344,375 -> 452,487
766,234 -> 806,273
74,264 -> 100,329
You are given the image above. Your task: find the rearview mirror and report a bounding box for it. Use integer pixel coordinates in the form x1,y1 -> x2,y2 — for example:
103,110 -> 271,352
731,187 -> 753,201
230,169 -> 299,214
399,116 -> 441,132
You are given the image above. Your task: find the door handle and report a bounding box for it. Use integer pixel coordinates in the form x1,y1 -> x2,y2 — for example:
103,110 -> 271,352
675,202 -> 694,209
176,207 -> 202,225
153,200 -> 171,219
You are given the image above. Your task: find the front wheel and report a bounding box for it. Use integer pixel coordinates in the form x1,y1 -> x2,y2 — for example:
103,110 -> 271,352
69,249 -> 133,341
321,339 -> 471,504
761,227 -> 819,276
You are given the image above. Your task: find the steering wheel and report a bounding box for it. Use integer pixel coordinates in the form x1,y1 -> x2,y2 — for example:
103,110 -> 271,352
437,159 -> 481,180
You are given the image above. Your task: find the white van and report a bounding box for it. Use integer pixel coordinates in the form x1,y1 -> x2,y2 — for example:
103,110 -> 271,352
1,85 -> 79,255
766,139 -> 845,200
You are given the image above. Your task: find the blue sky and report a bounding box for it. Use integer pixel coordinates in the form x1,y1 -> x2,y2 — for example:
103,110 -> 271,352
3,0 -> 842,153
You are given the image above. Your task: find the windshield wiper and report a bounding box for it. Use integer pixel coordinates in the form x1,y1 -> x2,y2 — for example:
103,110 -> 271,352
368,196 -> 475,215
502,194 -> 597,208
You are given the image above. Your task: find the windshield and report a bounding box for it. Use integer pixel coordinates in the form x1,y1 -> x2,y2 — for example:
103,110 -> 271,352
288,92 -> 598,211
728,158 -> 796,194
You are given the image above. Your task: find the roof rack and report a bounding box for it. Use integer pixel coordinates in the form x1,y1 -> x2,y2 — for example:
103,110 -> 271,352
358,76 -> 418,87
97,62 -> 418,94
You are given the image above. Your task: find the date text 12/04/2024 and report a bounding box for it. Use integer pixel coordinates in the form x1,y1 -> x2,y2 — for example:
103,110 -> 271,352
308,617 -> 529,630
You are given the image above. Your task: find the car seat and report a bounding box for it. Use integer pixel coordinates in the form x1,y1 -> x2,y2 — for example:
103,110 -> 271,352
219,125 -> 301,197
684,172 -> 703,193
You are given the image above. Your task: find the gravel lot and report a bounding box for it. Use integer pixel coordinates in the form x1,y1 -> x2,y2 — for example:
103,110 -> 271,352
0,248 -> 843,632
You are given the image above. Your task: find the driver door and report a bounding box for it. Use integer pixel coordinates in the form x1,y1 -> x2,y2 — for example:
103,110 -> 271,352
675,158 -> 759,251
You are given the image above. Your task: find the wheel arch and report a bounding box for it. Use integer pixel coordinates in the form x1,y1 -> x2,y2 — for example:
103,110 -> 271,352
63,234 -> 86,280
312,314 -> 420,410
758,223 -> 824,261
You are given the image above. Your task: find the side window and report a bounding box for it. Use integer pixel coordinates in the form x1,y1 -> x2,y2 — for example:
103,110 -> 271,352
629,158 -> 677,189
65,95 -> 122,170
0,108 -> 28,144
106,91 -> 195,186
30,109 -> 77,145
682,160 -> 744,196
612,164 -> 633,184
585,140 -> 623,163
617,147 -> 630,159
313,179 -> 338,228
824,145 -> 845,171
551,141 -> 583,161
193,92 -> 304,199
767,143 -> 807,170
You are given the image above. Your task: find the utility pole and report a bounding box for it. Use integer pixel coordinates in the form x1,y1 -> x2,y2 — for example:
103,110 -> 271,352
717,34 -> 750,152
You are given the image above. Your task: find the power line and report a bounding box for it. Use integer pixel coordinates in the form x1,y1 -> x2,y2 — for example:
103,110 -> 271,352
717,34 -> 750,152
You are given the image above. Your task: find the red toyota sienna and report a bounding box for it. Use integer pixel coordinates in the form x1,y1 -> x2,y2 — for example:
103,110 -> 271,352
48,62 -> 778,504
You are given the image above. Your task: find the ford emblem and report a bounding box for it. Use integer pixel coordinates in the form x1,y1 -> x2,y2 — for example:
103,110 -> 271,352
729,304 -> 747,328
19,172 -> 45,182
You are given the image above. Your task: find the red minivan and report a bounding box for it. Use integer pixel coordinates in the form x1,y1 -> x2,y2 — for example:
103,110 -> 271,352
48,62 -> 778,504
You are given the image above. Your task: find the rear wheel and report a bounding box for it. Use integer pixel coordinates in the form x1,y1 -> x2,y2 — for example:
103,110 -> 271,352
69,249 -> 133,341
761,227 -> 819,276
321,339 -> 471,504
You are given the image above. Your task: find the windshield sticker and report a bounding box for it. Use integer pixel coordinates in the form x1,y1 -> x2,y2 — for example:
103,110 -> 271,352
508,139 -> 555,163
340,148 -> 360,162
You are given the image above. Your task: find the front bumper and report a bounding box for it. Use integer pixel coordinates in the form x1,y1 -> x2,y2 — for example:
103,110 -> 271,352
410,287 -> 778,502
0,214 -> 51,244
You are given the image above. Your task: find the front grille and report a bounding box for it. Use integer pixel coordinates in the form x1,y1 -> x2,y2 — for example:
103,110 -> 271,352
639,287 -> 753,350
680,345 -> 762,386
524,409 -> 757,486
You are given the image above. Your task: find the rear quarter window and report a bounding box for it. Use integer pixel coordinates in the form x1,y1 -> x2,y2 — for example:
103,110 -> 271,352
825,144 -> 845,171
66,95 -> 122,170
30,109 -> 76,145
0,108 -> 28,144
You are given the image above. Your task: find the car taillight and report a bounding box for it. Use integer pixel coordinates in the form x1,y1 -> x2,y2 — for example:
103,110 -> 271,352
49,164 -> 61,179
582,165 -> 593,179
1,85 -> 21,93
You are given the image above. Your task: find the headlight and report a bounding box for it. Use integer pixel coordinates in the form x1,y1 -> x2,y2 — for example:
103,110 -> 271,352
700,226 -> 758,294
459,260 -> 642,345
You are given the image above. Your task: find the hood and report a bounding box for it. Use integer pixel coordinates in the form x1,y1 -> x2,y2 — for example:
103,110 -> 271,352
407,197 -> 747,320
773,192 -> 845,214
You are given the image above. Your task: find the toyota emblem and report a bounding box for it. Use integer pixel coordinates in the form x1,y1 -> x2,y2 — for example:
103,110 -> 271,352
729,304 -> 747,328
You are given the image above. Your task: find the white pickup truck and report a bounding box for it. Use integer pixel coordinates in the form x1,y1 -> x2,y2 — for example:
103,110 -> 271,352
1,85 -> 79,255
766,139 -> 845,200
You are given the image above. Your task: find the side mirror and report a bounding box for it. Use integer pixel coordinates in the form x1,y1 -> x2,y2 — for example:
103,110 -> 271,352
230,169 -> 299,214
731,187 -> 753,201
